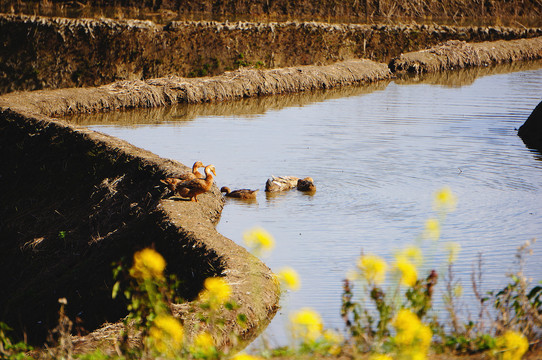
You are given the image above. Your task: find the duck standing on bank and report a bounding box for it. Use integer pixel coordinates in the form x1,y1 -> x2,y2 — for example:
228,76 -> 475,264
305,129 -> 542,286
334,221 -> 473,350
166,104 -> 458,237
221,186 -> 259,200
173,164 -> 216,202
160,161 -> 204,194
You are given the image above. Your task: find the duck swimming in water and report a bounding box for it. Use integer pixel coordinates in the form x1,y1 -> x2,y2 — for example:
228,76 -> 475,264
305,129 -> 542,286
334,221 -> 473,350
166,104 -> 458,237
265,175 -> 299,192
221,186 -> 259,200
173,164 -> 216,202
297,177 -> 316,192
160,161 -> 204,194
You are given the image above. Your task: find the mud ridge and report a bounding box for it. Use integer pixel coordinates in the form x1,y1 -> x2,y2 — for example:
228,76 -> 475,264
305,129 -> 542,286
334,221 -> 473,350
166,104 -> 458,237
2,13 -> 542,94
0,59 -> 392,116
389,37 -> 542,73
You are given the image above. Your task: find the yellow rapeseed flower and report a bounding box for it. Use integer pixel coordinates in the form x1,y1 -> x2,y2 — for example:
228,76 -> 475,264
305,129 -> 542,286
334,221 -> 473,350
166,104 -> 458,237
277,267 -> 301,291
230,353 -> 264,360
149,314 -> 184,356
399,246 -> 424,265
393,309 -> 421,345
445,242 -> 461,263
394,256 -> 418,287
433,186 -> 457,212
323,329 -> 343,355
357,254 -> 387,285
424,218 -> 441,241
190,331 -> 216,358
453,284 -> 463,298
496,331 -> 529,360
130,248 -> 166,280
417,323 -> 433,350
369,354 -> 393,360
290,308 -> 324,343
243,227 -> 275,256
199,277 -> 232,309
393,309 -> 432,358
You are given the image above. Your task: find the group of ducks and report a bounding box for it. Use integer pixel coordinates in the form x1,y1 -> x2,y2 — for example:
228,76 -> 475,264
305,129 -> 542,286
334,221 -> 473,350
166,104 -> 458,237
160,161 -> 316,202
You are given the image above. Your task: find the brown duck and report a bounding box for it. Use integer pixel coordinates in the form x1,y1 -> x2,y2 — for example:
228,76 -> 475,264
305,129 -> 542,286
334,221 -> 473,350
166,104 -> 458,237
160,161 -> 204,193
173,164 -> 216,202
220,186 -> 259,200
265,175 -> 300,192
297,177 -> 316,192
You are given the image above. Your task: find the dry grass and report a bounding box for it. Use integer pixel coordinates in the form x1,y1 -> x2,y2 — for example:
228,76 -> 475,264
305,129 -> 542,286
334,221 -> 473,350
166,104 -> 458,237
389,36 -> 542,73
0,60 -> 391,117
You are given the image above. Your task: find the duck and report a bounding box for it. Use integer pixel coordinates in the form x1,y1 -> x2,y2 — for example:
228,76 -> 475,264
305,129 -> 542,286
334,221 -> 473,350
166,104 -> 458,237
160,161 -> 204,193
265,175 -> 299,192
297,177 -> 316,192
173,164 -> 216,202
182,161 -> 205,180
220,186 -> 259,200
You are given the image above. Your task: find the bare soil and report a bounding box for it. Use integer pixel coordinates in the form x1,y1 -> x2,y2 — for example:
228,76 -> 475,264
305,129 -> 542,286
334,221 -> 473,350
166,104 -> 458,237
1,13 -> 541,94
389,37 -> 542,73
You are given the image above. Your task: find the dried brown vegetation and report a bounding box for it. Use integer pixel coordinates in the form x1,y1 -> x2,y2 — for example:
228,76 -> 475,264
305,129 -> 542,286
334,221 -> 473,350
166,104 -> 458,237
2,0 -> 542,24
389,37 -> 542,73
0,60 -> 392,116
1,13 -> 541,94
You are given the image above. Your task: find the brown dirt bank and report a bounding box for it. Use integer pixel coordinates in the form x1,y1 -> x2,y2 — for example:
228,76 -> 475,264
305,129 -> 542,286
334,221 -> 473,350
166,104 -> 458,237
0,59 -> 392,116
0,105 -> 280,353
1,13 -> 542,94
2,0 -> 542,26
389,36 -> 542,73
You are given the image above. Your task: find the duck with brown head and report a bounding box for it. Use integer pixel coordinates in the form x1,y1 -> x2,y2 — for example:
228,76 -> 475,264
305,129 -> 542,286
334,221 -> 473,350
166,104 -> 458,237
220,186 -> 259,200
174,164 -> 216,202
160,161 -> 204,194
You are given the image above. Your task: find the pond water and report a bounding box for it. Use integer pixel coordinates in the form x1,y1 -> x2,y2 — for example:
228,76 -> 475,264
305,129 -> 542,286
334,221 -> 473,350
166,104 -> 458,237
66,61 -> 542,347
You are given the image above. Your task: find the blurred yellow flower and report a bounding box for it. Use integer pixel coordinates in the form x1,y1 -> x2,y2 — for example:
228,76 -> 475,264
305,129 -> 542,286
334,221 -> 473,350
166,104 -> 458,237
243,227 -> 275,256
149,314 -> 184,356
357,254 -> 387,285
394,256 -> 418,287
445,242 -> 461,263
393,309 -> 421,345
199,277 -> 232,309
496,331 -> 529,360
434,186 -> 457,212
277,267 -> 301,291
345,269 -> 359,281
417,323 -> 433,349
190,331 -> 216,358
398,246 -> 424,265
230,353 -> 264,360
323,329 -> 343,355
369,354 -> 393,360
424,218 -> 441,241
393,309 -> 432,357
290,308 -> 324,342
130,248 -> 166,280
453,284 -> 463,298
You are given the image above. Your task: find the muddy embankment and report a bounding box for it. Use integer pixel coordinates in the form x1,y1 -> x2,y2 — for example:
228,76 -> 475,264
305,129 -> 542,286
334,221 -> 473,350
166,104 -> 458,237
3,0 -> 542,25
1,13 -> 542,94
0,105 -> 281,352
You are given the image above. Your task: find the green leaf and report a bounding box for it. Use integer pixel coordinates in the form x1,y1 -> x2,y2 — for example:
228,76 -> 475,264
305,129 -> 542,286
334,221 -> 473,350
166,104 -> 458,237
112,281 -> 120,299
